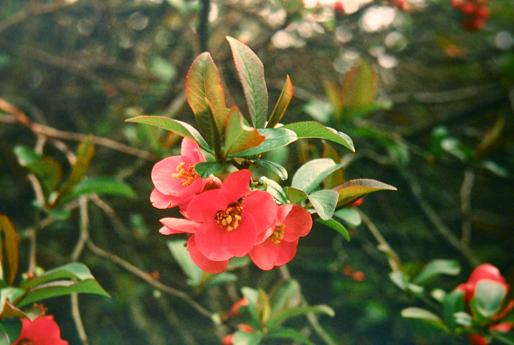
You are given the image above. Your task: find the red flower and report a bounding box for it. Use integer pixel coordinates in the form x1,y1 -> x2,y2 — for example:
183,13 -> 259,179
186,170 -> 277,261
457,263 -> 508,302
249,204 -> 312,270
13,315 -> 68,345
150,138 -> 212,209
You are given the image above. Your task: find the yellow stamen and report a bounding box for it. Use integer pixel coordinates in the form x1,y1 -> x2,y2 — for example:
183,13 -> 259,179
215,202 -> 243,232
172,161 -> 199,186
270,224 -> 285,244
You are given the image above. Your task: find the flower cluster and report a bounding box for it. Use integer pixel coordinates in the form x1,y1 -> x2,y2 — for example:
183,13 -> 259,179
151,139 -> 313,273
457,264 -> 513,345
451,0 -> 490,31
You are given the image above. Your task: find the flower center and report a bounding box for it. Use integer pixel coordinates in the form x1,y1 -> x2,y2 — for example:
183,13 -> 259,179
172,161 -> 199,186
215,202 -> 243,232
270,224 -> 285,244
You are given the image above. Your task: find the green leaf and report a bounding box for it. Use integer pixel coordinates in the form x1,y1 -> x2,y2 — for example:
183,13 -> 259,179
471,280 -> 507,319
167,240 -> 203,287
185,52 -> 227,147
267,305 -> 335,328
309,190 -> 338,220
0,318 -> 21,345
284,121 -> 355,152
414,260 -> 461,285
227,36 -> 268,128
292,158 -> 343,194
285,187 -> 308,204
63,177 -> 136,202
205,273 -> 237,288
341,61 -> 377,111
13,146 -> 62,195
322,142 -> 344,189
0,215 -> 18,285
270,279 -> 301,314
255,160 -> 288,180
260,177 -> 288,204
267,75 -> 294,128
18,263 -> 109,307
125,116 -> 210,150
334,208 -> 361,227
492,331 -> 514,345
194,162 -> 227,178
233,331 -> 263,345
268,328 -> 314,345
224,107 -> 265,155
334,179 -> 397,207
231,128 -> 297,157
442,289 -> 465,330
317,218 -> 350,241
242,287 -> 260,323
401,307 -> 449,332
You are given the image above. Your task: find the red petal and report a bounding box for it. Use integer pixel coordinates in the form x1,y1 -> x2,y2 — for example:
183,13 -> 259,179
187,236 -> 228,274
159,218 -> 199,234
218,170 -> 251,206
283,205 -> 312,242
249,240 -> 280,270
275,240 -> 298,266
243,190 -> 277,238
180,138 -> 205,162
186,189 -> 221,223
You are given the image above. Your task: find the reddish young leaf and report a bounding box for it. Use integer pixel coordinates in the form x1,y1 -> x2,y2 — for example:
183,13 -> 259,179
226,36 -> 268,128
334,179 -> 397,207
224,107 -> 265,155
0,215 -> 19,285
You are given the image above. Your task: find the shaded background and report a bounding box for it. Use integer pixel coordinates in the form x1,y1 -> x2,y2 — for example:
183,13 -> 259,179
1,0 -> 513,344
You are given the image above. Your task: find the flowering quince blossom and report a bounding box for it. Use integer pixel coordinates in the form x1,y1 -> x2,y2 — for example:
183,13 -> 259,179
150,138 -> 215,210
456,264 -> 514,345
13,315 -> 68,345
249,204 -> 312,270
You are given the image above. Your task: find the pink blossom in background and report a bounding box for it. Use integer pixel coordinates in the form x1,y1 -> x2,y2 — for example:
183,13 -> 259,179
250,204 -> 312,270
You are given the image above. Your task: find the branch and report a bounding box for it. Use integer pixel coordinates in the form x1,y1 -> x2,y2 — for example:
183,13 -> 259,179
460,169 -> 475,246
85,241 -> 215,320
71,294 -> 90,345
197,0 -> 211,52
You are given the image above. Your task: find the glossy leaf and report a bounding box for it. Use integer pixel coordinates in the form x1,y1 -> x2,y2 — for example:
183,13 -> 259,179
224,107 -> 265,155
334,208 -> 361,227
260,177 -> 288,204
267,75 -> 294,128
231,128 -> 297,157
285,187 -> 308,204
255,160 -> 288,180
414,260 -> 461,285
194,162 -> 227,178
401,307 -> 449,332
227,36 -> 268,128
0,215 -> 18,285
443,289 -> 465,330
317,218 -> 350,241
63,177 -> 136,202
292,158 -> 343,194
334,179 -> 397,207
284,121 -> 355,152
268,328 -> 314,345
308,190 -> 339,220
233,331 -> 263,345
126,116 -> 210,150
0,318 -> 21,345
267,304 -> 335,328
18,263 -> 109,307
168,240 -> 203,287
471,280 -> 507,319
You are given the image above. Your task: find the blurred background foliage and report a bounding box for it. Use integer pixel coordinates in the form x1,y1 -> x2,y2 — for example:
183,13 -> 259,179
0,0 -> 513,344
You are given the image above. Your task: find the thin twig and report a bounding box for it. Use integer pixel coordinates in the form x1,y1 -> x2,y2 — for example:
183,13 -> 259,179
359,211 -> 401,272
86,241 -> 215,320
71,294 -> 90,345
460,169 -> 475,246
71,197 -> 89,261
198,0 -> 211,52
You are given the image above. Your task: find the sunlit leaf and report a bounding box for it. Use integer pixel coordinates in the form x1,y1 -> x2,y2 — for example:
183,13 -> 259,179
471,280 -> 507,319
401,307 -> 449,332
231,128 -> 297,157
260,177 -> 288,204
267,75 -> 294,128
334,208 -> 361,227
0,215 -> 18,285
255,160 -> 288,180
292,158 -> 343,194
233,331 -> 263,345
308,190 -> 339,220
414,260 -> 461,285
285,187 -> 308,204
227,36 -> 268,128
341,61 -> 377,111
334,179 -> 397,207
126,116 -> 210,150
63,177 -> 136,202
224,107 -> 265,155
284,121 -> 354,152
